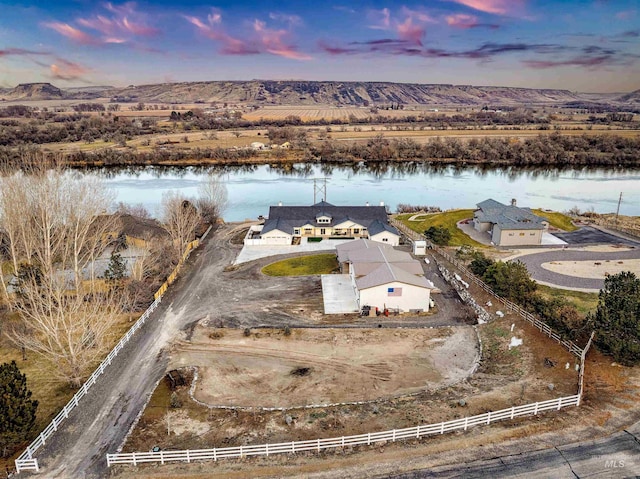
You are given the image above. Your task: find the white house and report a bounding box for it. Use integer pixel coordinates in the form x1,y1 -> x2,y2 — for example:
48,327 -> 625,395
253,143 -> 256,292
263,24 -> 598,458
245,201 -> 401,246
336,239 -> 434,313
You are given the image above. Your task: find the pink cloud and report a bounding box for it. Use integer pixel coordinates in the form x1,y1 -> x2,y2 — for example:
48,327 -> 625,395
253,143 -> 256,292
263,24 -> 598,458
252,19 -> 311,60
184,14 -> 258,55
396,17 -> 425,45
368,7 -> 434,45
77,3 -> 160,38
50,58 -> 91,81
43,22 -> 100,45
186,12 -> 310,59
447,13 -> 478,28
446,0 -> 525,15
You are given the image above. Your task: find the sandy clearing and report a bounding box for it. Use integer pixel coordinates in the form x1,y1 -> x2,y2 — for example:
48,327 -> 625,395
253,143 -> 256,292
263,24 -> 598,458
170,326 -> 479,408
541,259 -> 640,279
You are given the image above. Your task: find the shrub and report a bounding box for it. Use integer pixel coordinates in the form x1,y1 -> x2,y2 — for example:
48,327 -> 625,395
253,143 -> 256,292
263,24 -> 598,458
425,226 -> 451,246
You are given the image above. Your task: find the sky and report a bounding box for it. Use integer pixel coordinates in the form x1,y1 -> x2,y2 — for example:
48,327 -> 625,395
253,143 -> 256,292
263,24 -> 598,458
0,0 -> 639,92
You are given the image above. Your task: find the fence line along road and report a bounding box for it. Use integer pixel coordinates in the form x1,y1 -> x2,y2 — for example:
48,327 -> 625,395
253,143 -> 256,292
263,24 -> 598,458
15,235 -> 204,473
107,395 -> 580,467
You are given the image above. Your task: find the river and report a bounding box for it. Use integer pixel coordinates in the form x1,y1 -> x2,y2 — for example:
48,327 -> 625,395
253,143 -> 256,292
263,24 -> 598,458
93,164 -> 640,221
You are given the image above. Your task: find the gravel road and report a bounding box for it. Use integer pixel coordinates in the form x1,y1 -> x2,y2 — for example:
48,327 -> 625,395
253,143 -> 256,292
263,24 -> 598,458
24,224 -> 468,478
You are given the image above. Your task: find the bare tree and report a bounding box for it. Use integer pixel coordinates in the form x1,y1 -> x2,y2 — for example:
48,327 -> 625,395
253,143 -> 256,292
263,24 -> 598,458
1,169 -> 125,387
9,273 -> 127,387
196,175 -> 228,224
161,191 -> 200,257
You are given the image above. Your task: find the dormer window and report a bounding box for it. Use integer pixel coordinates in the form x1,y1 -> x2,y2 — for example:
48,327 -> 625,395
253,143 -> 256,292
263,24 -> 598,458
316,215 -> 331,224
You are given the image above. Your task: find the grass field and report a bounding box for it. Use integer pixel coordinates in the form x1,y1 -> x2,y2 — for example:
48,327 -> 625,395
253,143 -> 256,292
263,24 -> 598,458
532,209 -> 578,231
536,284 -> 599,315
396,210 -> 485,248
262,254 -> 339,276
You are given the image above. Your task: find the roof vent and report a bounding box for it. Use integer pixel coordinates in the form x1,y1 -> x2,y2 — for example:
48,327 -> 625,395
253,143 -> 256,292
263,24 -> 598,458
365,202 -> 369,207
511,198 -> 517,206
380,201 -> 385,207
278,201 -> 283,207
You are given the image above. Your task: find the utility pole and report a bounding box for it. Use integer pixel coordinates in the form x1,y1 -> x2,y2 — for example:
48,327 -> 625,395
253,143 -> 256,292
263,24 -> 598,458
615,192 -> 622,226
313,178 -> 328,204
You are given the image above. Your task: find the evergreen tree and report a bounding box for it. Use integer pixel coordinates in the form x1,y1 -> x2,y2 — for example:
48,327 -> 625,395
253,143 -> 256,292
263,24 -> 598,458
424,226 -> 451,246
588,272 -> 640,365
0,361 -> 38,457
482,260 -> 537,304
104,252 -> 127,282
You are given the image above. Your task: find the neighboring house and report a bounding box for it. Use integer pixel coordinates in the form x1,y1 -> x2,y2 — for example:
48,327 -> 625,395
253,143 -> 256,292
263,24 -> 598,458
473,199 -> 548,246
247,201 -> 401,246
336,239 -> 434,313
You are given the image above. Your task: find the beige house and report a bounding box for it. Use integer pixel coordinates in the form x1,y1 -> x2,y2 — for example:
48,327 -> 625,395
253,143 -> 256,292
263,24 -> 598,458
248,201 -> 401,246
336,239 -> 434,313
473,199 -> 548,246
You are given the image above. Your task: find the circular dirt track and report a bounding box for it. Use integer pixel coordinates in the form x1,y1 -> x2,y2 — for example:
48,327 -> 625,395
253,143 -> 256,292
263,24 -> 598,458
171,325 -> 479,408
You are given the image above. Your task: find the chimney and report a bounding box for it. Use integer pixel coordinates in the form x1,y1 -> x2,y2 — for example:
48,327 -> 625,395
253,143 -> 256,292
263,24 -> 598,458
365,202 -> 369,207
511,198 -> 517,207
278,201 -> 283,207
379,201 -> 385,207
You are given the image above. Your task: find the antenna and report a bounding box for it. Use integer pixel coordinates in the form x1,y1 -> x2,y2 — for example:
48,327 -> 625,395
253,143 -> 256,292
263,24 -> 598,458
313,178 -> 328,204
615,192 -> 622,226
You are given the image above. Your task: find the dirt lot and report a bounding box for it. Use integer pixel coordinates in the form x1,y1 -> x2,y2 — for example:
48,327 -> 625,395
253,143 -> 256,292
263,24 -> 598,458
170,326 -> 479,408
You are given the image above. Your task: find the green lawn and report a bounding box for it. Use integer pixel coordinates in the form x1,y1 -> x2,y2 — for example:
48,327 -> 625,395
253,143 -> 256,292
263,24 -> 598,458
536,284 -> 599,315
262,254 -> 340,276
396,209 -> 485,248
532,209 -> 578,232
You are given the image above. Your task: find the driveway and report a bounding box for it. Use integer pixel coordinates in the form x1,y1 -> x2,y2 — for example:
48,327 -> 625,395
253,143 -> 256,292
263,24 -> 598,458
515,248 -> 640,291
321,274 -> 359,314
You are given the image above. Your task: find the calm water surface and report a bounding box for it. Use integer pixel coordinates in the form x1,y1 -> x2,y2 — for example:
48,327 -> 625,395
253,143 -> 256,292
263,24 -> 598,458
93,164 -> 640,221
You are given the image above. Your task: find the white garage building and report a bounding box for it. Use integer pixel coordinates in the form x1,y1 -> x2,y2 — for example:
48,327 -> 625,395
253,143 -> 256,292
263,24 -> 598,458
335,239 -> 435,313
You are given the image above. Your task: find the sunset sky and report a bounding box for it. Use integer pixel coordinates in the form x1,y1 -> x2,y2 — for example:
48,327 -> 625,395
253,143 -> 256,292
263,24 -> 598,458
1,0 -> 639,92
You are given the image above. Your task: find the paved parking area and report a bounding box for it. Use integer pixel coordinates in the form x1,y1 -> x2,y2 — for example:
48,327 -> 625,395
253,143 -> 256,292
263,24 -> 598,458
234,238 -> 354,265
321,274 -> 359,314
553,226 -> 640,246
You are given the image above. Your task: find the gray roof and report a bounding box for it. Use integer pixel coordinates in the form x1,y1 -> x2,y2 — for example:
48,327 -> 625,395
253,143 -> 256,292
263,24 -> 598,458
262,201 -> 391,236
368,219 -> 400,237
356,262 -> 434,290
336,239 -> 433,290
475,199 -> 546,230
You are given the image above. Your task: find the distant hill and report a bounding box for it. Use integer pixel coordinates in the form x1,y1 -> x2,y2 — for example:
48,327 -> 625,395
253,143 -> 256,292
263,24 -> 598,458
616,89 -> 640,104
1,80 -> 636,107
5,82 -> 65,100
102,80 -> 588,106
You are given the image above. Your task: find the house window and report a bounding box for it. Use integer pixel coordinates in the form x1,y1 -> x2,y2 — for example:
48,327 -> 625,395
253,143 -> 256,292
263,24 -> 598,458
519,232 -> 525,236
530,232 -> 536,236
304,228 -> 312,235
387,287 -> 402,297
382,238 -> 388,242
509,233 -> 514,236
320,228 -> 326,235
294,228 -> 300,235
353,228 -> 360,234
317,217 -> 331,224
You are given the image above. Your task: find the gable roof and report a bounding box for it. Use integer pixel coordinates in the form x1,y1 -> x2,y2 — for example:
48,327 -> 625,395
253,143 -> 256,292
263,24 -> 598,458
368,219 -> 400,237
263,201 -> 392,236
475,199 -> 546,230
356,262 -> 434,290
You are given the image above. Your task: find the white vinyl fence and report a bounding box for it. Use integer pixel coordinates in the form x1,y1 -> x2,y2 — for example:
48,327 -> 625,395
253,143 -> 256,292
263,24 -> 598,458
15,229 -> 208,473
14,296 -> 163,472
107,395 -> 580,467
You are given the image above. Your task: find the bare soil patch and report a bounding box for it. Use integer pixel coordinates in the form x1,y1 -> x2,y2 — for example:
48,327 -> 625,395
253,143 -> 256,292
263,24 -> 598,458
541,258 -> 640,279
171,326 -> 479,408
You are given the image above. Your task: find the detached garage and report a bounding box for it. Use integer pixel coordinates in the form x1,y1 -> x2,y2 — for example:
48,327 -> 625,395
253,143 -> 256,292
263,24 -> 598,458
334,239 -> 435,314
